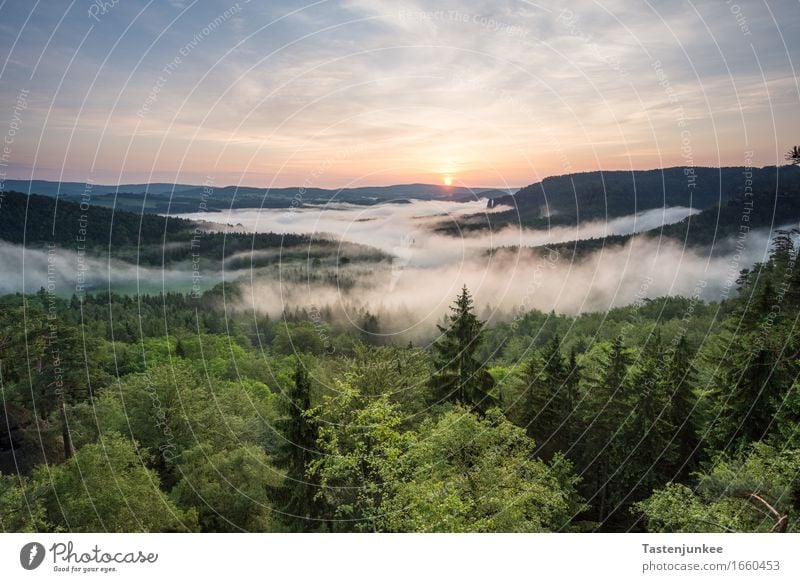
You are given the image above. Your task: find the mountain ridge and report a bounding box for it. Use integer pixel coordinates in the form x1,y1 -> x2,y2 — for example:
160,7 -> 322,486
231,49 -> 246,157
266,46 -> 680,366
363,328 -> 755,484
490,165 -> 800,219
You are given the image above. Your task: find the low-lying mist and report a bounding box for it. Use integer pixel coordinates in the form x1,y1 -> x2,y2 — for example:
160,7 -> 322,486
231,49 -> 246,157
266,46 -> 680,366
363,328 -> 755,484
179,200 -> 699,266
5,199 -> 777,343
177,200 -> 773,339
242,229 -> 774,340
0,241 -> 219,296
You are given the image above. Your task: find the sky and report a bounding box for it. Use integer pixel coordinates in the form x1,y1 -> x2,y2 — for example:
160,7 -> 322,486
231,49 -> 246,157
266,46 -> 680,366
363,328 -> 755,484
0,0 -> 798,188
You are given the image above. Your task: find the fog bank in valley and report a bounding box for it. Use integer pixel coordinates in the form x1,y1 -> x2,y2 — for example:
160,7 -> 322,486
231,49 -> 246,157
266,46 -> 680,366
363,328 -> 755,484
174,200 -> 774,335
6,199 -> 777,338
0,242 -> 217,296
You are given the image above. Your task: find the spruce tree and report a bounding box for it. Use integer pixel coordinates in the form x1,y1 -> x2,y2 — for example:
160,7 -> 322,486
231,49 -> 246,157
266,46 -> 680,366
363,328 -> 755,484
523,334 -> 567,457
278,358 -> 325,530
663,336 -> 699,479
430,285 -> 494,412
561,347 -> 582,453
614,332 -> 674,519
580,334 -> 633,524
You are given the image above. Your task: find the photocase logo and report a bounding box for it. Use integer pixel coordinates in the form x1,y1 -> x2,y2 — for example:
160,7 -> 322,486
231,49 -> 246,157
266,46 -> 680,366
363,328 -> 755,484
20,542 -> 46,570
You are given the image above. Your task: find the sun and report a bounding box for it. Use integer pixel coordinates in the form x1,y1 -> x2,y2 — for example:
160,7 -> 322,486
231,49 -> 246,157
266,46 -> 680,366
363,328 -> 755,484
443,175 -> 453,186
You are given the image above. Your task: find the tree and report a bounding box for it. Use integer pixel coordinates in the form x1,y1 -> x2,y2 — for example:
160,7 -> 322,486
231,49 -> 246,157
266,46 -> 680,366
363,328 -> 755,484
272,322 -> 325,356
562,348 -> 582,445
338,344 -> 431,420
85,362 -> 278,483
522,334 -> 570,458
360,311 -> 381,344
705,329 -> 779,450
663,336 -> 699,479
577,335 -> 634,525
786,145 -> 800,165
0,474 -> 49,532
609,332 -> 677,524
635,443 -> 798,532
171,443 -> 281,532
35,433 -> 197,532
429,285 -> 495,411
775,375 -> 800,449
379,407 -> 587,532
308,386 -> 411,532
277,358 -> 326,530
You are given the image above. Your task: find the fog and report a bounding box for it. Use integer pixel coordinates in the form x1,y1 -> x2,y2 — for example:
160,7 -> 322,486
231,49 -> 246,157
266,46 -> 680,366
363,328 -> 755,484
237,230 -> 774,337
0,242 -> 218,296
175,200 -> 775,335
178,201 -> 699,269
5,199 -> 777,334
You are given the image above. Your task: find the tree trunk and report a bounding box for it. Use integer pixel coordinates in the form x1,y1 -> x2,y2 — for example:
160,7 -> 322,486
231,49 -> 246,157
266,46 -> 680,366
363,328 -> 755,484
598,462 -> 608,524
59,400 -> 74,460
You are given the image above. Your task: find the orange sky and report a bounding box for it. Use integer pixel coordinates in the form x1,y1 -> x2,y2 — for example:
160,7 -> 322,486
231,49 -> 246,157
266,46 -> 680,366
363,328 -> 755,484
1,1 -> 798,188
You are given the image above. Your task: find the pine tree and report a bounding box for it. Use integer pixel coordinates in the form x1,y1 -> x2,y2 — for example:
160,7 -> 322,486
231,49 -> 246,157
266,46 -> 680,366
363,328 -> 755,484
523,334 -> 567,457
580,334 -> 633,525
429,285 -> 494,412
278,358 -> 325,530
663,335 -> 699,479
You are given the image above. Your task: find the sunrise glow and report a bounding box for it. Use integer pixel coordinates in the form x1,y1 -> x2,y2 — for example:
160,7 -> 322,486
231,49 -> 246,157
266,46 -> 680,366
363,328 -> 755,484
0,2 -> 795,187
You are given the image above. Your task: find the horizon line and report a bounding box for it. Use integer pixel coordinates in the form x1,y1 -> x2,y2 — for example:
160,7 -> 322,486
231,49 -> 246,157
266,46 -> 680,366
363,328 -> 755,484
3,162 -> 797,192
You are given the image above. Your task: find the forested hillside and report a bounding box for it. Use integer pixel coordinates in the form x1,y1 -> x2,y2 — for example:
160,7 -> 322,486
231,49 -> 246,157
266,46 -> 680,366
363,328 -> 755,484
2,181 -> 509,214
0,191 -> 332,267
1,232 -> 798,532
514,186 -> 800,260
486,165 -> 800,230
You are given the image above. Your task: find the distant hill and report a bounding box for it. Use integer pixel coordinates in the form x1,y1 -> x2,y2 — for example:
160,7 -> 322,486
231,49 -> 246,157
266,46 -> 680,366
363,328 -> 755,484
1,180 -> 515,215
1,180 -> 199,197
502,186 -> 800,260
488,165 -> 800,228
0,190 -> 195,246
0,191 -> 325,266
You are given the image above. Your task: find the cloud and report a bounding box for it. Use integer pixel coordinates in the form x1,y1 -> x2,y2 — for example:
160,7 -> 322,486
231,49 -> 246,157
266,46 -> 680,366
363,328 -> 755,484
173,200 -> 771,338
235,226 -> 775,343
0,1 -> 797,185
0,242 -> 214,296
177,199 -> 699,265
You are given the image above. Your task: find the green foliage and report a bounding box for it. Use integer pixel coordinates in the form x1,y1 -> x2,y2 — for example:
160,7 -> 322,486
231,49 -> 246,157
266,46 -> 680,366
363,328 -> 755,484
517,335 -> 578,459
430,285 -> 495,411
0,474 -> 49,532
2,245 -> 800,534
272,321 -> 327,356
171,443 -> 282,532
309,385 -> 411,531
379,407 -> 586,532
636,443 -> 800,532
72,361 -> 278,486
35,433 -> 197,532
336,344 -> 432,421
0,191 -> 315,267
486,165 -> 800,235
275,359 -> 327,530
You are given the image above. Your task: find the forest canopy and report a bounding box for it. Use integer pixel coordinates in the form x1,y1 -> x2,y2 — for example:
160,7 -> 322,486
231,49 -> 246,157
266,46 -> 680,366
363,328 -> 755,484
1,228 -> 799,532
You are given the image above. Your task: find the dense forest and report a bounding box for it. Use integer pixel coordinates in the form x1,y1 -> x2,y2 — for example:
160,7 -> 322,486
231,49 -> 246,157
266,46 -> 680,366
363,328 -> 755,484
491,165 -> 800,226
0,191 -> 348,268
1,226 -> 799,532
441,165 -> 800,235
491,186 -> 800,260
2,180 -> 507,214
